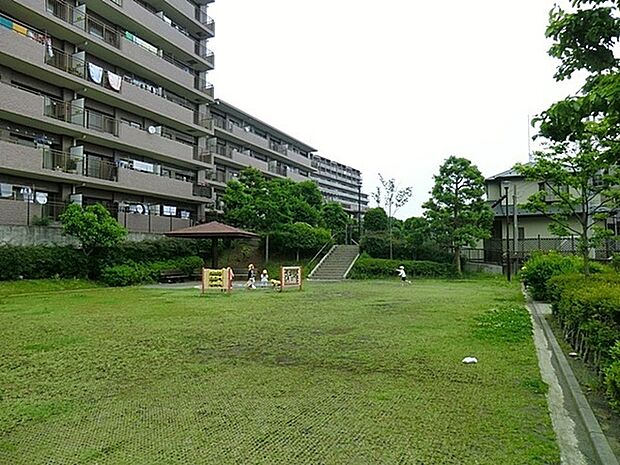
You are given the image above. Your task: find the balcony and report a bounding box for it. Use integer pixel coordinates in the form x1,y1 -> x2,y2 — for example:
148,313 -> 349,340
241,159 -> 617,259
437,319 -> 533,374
226,124 -> 270,151
46,0 -> 121,48
117,211 -> 192,234
121,36 -> 194,89
195,45 -> 215,69
117,167 -> 193,199
192,184 -> 213,199
43,97 -> 120,136
119,125 -> 194,164
197,12 -> 215,37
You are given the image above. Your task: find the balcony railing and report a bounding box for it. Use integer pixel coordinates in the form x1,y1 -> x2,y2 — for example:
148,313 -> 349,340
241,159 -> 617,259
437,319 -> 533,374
44,47 -> 196,111
197,12 -> 215,33
192,184 -> 212,198
196,45 -> 214,66
196,78 -> 214,97
268,165 -> 288,177
43,96 -> 120,136
197,116 -> 214,131
46,0 -> 121,48
193,151 -> 213,164
42,148 -> 118,181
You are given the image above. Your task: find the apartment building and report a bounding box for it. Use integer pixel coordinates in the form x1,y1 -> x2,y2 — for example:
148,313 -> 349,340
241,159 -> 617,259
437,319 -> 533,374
0,0 -> 216,233
310,154 -> 368,215
203,99 -> 318,208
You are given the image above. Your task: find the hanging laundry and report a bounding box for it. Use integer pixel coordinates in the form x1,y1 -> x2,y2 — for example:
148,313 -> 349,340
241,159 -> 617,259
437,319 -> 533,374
0,16 -> 13,30
107,71 -> 122,91
46,37 -> 54,57
12,23 -> 27,35
88,63 -> 103,84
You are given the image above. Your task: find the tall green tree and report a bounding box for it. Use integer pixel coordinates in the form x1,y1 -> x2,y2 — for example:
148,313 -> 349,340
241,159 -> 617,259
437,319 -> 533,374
371,174 -> 413,259
60,203 -> 127,256
423,156 -> 493,274
363,207 -> 388,232
516,0 -> 620,274
321,202 -> 350,243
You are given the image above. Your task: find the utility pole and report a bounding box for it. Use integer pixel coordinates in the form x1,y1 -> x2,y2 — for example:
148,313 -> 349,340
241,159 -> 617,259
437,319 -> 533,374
503,182 -> 511,281
513,184 -> 518,269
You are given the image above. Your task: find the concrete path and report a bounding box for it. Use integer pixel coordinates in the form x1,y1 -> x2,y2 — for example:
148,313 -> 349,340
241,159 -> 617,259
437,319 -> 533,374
527,299 -> 619,465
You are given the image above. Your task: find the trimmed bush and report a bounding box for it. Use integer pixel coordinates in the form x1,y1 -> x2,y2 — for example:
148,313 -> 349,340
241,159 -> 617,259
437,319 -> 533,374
0,245 -> 89,281
520,252 -> 582,301
548,273 -> 620,411
349,256 -> 457,279
605,342 -> 620,412
100,261 -> 152,287
100,256 -> 204,287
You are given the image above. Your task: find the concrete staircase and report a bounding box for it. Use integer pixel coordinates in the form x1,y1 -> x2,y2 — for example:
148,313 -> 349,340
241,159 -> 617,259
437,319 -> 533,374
308,245 -> 360,280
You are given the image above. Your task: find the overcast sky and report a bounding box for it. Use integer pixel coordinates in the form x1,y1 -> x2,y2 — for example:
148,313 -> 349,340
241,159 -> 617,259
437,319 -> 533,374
208,0 -> 582,218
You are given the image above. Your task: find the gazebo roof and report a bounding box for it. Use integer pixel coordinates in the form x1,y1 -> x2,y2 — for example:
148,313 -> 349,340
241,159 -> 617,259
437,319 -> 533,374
164,221 -> 258,239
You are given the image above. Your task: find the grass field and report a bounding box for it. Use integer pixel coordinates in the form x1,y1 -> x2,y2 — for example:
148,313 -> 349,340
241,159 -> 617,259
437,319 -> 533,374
0,278 -> 560,464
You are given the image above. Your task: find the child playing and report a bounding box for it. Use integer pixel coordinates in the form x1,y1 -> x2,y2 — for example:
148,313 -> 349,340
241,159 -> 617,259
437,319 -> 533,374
246,263 -> 256,289
397,265 -> 411,285
260,269 -> 269,283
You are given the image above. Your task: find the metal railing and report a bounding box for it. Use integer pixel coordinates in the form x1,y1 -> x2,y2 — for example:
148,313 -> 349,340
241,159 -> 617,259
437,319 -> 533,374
192,184 -> 212,198
44,46 -> 196,112
43,96 -> 120,136
41,148 -> 118,181
193,151 -> 214,164
197,12 -> 215,32
196,79 -> 214,97
197,116 -> 214,131
268,165 -> 288,177
46,0 -> 121,48
196,44 -> 215,65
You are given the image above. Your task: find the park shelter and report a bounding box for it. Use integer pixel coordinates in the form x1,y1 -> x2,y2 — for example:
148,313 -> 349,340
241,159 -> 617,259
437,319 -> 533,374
164,221 -> 258,268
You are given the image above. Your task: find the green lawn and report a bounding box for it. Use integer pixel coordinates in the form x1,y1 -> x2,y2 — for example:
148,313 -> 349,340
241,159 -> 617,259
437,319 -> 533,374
0,278 -> 559,464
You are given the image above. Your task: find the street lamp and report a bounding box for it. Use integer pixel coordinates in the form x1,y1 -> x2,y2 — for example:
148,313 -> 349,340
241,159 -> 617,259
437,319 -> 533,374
357,182 -> 362,238
501,181 -> 511,281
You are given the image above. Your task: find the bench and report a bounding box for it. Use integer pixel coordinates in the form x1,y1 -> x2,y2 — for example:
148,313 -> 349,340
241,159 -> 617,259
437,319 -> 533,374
158,268 -> 202,283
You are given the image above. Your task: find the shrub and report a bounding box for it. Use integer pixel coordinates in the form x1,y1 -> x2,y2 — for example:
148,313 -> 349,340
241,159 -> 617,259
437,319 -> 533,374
349,257 -> 457,279
605,342 -> 620,412
100,256 -> 204,287
100,261 -> 152,287
0,245 -> 89,281
520,252 -> 582,301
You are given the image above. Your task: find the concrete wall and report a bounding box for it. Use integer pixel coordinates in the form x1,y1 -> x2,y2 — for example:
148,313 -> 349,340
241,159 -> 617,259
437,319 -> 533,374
463,262 -> 503,275
0,225 -> 162,246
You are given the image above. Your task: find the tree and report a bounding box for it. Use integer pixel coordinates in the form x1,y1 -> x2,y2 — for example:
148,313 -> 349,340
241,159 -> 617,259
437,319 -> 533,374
363,207 -> 388,232
423,156 -> 493,274
321,202 -> 350,243
516,0 -> 620,274
371,175 -> 413,259
60,203 -> 127,256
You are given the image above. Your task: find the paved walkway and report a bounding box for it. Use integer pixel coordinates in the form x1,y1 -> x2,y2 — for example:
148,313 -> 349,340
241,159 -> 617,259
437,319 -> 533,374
527,298 -> 619,465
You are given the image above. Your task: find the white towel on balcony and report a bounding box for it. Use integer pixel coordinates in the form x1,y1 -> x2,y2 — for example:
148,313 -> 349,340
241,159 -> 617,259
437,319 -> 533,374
88,63 -> 103,84
107,71 -> 122,91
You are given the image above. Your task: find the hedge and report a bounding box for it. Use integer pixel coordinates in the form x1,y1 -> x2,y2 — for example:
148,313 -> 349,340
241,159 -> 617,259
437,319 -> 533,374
100,256 -> 204,287
520,251 -> 605,301
0,245 -> 89,281
0,239 -> 210,281
548,272 -> 620,412
349,257 -> 457,279
360,232 -> 453,263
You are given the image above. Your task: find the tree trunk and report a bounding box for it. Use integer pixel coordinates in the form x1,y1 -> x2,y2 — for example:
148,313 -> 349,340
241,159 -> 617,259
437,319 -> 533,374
455,246 -> 462,274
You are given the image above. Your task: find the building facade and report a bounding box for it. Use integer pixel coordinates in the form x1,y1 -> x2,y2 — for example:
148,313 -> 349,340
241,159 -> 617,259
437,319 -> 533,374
0,0 -> 216,233
203,100 -> 369,215
309,154 -> 368,215
0,1 -> 369,233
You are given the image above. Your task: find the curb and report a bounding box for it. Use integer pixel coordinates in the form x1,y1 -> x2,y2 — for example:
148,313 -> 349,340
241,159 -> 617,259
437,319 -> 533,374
528,298 -> 619,465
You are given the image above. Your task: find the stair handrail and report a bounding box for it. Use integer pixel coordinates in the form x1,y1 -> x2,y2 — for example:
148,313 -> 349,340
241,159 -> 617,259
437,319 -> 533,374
343,252 -> 361,279
307,234 -> 336,270
308,244 -> 337,278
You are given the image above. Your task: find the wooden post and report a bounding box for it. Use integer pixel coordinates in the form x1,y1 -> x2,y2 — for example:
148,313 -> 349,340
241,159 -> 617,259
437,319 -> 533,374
299,266 -> 303,291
